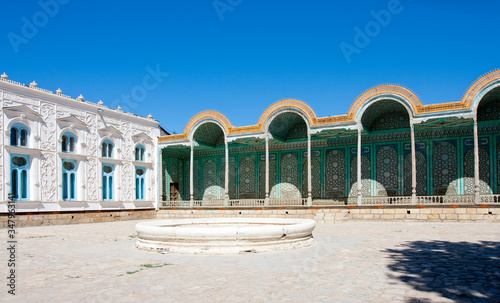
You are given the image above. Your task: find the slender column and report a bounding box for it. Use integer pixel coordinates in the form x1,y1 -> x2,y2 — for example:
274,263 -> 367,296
307,132 -> 312,206
473,118 -> 480,204
189,141 -> 194,207
224,139 -> 229,206
265,134 -> 270,206
411,122 -> 417,204
357,124 -> 362,206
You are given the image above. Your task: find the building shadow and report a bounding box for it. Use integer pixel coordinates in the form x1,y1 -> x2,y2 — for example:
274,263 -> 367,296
384,241 -> 500,303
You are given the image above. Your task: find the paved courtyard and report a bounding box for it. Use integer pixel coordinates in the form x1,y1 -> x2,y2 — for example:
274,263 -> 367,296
2,220 -> 499,303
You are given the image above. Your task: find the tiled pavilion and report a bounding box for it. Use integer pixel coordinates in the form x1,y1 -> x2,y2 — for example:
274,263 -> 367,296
159,70 -> 500,207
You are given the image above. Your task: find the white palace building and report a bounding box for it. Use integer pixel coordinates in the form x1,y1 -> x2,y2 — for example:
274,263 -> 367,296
0,73 -> 160,214
1,70 -> 500,225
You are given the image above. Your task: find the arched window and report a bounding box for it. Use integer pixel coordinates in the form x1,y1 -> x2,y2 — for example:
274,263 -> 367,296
11,155 -> 29,200
135,167 -> 145,200
101,140 -> 114,158
62,160 -> 77,200
10,124 -> 29,147
61,132 -> 77,153
135,145 -> 145,161
102,164 -> 114,200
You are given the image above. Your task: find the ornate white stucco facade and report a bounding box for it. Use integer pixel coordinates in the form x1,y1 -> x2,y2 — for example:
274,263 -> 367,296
0,74 -> 160,213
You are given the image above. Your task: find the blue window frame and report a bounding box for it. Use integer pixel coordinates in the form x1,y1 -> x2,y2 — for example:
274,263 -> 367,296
135,145 -> 145,161
102,164 -> 114,200
10,123 -> 29,147
11,155 -> 29,200
101,140 -> 114,158
135,167 -> 145,200
62,132 -> 76,153
62,160 -> 77,200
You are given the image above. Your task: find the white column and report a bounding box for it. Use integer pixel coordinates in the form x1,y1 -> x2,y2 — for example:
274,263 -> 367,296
157,147 -> 162,210
473,118 -> 480,204
224,139 -> 229,206
357,124 -> 362,206
307,132 -> 312,207
265,134 -> 270,206
411,122 -> 417,204
189,141 -> 194,207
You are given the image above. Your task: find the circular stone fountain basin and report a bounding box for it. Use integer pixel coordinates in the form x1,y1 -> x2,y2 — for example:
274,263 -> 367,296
135,218 -> 316,254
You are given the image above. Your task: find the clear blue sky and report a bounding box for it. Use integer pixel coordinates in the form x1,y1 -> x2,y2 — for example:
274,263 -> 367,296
1,0 -> 498,133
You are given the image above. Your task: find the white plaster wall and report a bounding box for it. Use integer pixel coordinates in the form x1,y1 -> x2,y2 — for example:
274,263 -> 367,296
0,79 -> 160,213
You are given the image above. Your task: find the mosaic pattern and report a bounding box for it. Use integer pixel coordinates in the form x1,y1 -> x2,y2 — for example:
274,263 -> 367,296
464,148 -> 491,194
221,158 -> 236,199
403,151 -> 427,196
325,150 -> 346,197
287,121 -> 307,140
370,111 -> 410,131
479,148 -> 492,193
203,159 -> 221,200
193,161 -> 200,199
376,145 -> 398,196
280,153 -> 300,199
258,161 -> 276,198
184,163 -> 190,200
239,156 -> 256,198
178,161 -> 184,200
498,141 -> 500,194
432,141 -> 457,195
269,112 -> 306,140
193,122 -> 224,146
350,155 -> 371,196
362,100 -> 409,131
169,164 -> 178,183
301,158 -> 321,198
477,97 -> 500,121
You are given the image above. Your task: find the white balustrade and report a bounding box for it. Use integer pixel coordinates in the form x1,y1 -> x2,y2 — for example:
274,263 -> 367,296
160,194 -> 492,208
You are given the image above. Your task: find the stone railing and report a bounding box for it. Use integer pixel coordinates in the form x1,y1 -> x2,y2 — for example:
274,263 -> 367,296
228,199 -> 265,207
416,195 -> 475,205
312,198 -> 349,205
480,194 -> 500,204
160,194 -> 497,208
268,198 -> 308,206
362,196 -> 413,205
192,200 -> 225,207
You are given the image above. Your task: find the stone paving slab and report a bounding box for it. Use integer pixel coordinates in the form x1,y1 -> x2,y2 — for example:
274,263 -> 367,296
2,221 -> 499,302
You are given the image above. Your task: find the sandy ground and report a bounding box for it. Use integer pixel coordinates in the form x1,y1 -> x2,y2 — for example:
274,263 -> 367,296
2,220 -> 499,302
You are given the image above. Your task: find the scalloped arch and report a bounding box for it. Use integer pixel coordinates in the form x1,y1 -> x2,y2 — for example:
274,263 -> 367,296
348,85 -> 422,120
461,69 -> 500,110
184,110 -> 232,140
257,99 -> 317,130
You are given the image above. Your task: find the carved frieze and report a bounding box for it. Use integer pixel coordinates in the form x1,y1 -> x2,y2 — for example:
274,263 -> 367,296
40,103 -> 56,151
86,114 -> 98,156
86,157 -> 98,201
41,152 -> 57,201
121,162 -> 133,201
4,93 -> 39,106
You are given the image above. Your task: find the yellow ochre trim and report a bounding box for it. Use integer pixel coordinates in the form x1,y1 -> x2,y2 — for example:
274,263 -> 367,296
159,71 -> 500,143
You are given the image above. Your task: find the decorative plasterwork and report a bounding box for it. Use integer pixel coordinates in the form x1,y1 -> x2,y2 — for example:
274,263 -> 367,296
4,145 -> 42,156
131,131 -> 153,143
98,125 -> 122,138
56,115 -> 88,130
2,105 -> 43,120
349,85 -> 421,119
56,152 -> 88,160
159,70 -> 500,144
462,69 -> 500,108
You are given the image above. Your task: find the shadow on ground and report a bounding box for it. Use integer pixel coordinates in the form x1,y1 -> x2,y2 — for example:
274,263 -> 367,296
385,241 -> 500,303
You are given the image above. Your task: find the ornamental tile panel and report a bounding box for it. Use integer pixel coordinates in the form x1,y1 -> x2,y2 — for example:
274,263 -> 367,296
432,141 -> 458,195
239,155 -> 256,197
325,149 -> 346,198
376,145 -> 398,196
